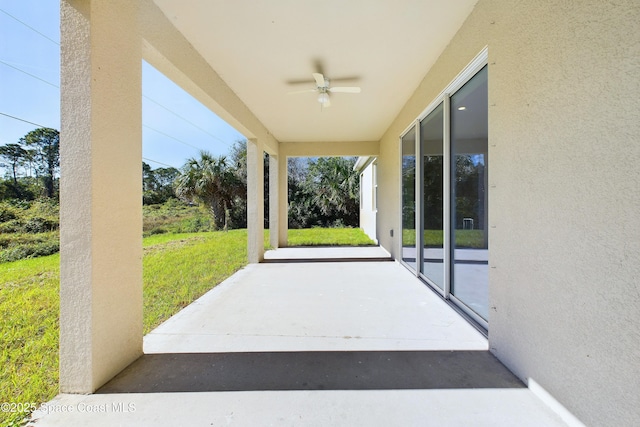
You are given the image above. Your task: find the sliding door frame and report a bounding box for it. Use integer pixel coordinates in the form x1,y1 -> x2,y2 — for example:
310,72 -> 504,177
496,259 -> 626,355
399,47 -> 488,330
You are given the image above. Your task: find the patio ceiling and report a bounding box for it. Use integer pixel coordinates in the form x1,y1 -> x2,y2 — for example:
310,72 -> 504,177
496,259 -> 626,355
152,0 -> 479,143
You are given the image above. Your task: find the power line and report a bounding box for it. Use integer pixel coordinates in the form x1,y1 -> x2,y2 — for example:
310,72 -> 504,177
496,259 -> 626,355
143,124 -> 208,152
1,113 -> 192,169
0,59 -> 59,88
143,157 -> 178,169
0,13 -> 235,153
0,8 -> 60,46
0,63 -> 233,151
2,112 -> 209,155
0,112 -> 52,129
2,114 -> 208,153
142,95 -> 231,147
1,66 -> 237,152
1,57 -> 233,156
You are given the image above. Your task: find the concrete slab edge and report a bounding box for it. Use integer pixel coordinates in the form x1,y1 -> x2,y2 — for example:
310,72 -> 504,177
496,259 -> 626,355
528,378 -> 586,427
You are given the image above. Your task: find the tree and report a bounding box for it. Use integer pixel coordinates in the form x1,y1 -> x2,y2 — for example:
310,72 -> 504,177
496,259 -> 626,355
287,157 -> 317,228
305,157 -> 359,227
21,128 -> 60,198
0,143 -> 27,186
142,162 -> 180,204
174,151 -> 243,230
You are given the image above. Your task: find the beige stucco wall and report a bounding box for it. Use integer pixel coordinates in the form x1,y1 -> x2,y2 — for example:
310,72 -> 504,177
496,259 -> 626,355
60,0 -> 143,392
376,0 -> 640,425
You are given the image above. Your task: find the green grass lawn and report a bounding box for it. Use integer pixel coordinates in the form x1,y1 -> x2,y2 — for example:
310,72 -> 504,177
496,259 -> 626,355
0,227 -> 373,426
0,255 -> 59,427
288,227 -> 375,246
142,230 -> 249,334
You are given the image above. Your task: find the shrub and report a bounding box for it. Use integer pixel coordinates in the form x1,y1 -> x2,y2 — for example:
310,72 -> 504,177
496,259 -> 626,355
148,227 -> 167,235
0,219 -> 23,233
0,199 -> 60,234
23,216 -> 58,233
0,232 -> 60,263
0,204 -> 18,222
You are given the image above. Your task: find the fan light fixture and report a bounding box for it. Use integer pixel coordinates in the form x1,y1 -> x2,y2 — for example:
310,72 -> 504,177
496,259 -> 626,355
318,92 -> 330,105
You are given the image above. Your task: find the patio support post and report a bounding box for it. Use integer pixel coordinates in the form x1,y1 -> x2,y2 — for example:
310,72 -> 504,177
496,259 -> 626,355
269,154 -> 279,249
60,0 -> 143,393
278,153 -> 288,246
247,138 -> 264,262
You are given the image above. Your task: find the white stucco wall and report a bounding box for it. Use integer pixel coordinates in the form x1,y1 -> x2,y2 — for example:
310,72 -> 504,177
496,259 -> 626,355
357,159 -> 377,243
376,0 -> 640,425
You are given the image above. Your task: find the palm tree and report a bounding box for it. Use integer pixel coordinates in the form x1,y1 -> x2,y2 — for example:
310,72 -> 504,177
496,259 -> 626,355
307,157 -> 359,226
174,151 -> 242,230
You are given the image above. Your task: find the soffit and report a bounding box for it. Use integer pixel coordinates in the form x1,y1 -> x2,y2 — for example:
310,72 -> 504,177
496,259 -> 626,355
152,0 -> 479,143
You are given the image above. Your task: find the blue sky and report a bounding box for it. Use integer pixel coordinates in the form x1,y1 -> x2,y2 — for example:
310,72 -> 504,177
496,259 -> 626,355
0,0 -> 245,171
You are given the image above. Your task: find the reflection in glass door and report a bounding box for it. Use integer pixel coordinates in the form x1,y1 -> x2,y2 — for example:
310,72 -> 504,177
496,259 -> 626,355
420,104 -> 444,289
450,65 -> 488,320
401,128 -> 416,271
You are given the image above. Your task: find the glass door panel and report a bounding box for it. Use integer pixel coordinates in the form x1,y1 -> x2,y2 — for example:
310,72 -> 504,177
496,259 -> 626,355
450,65 -> 489,320
401,127 -> 417,271
420,103 -> 444,289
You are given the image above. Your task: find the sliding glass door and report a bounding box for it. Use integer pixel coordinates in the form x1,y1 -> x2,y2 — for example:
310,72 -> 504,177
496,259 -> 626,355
401,128 -> 417,271
420,103 -> 444,290
399,59 -> 488,327
450,65 -> 489,320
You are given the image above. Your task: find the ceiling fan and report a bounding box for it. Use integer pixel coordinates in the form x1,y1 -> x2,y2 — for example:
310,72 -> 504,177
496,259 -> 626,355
289,73 -> 361,108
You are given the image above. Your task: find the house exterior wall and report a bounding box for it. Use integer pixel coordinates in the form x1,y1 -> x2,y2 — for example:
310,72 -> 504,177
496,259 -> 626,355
376,0 -> 640,425
357,160 -> 377,244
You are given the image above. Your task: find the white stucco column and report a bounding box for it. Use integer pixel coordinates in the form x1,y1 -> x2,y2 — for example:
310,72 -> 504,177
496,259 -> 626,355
278,154 -> 288,246
247,139 -> 264,262
268,154 -> 279,249
60,0 -> 142,393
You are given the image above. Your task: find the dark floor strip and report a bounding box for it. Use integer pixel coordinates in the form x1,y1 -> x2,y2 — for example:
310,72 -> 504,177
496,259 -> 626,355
97,350 -> 524,394
263,257 -> 393,263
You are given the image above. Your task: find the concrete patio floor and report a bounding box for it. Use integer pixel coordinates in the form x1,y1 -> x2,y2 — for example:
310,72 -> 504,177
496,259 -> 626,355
29,247 -> 572,427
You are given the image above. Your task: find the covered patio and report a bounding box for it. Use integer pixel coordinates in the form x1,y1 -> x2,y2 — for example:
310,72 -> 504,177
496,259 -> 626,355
32,248 -> 568,426
56,0 -> 639,425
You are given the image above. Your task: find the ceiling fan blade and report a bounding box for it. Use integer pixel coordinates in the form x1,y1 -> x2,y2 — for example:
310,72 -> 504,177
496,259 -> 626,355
312,59 -> 325,77
286,78 -> 316,85
325,76 -> 360,83
328,86 -> 361,93
288,89 -> 318,95
312,73 -> 326,87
